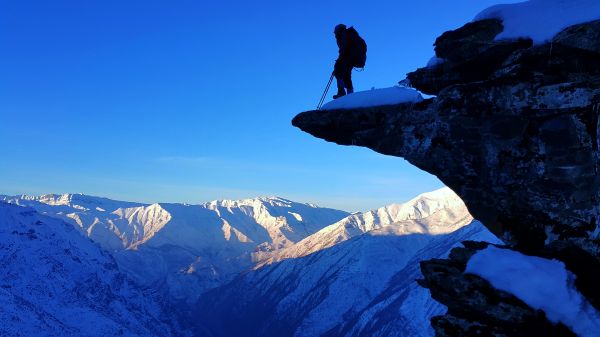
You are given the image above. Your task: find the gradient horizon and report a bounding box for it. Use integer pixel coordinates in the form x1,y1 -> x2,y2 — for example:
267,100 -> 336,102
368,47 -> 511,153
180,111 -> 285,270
0,0 -> 518,212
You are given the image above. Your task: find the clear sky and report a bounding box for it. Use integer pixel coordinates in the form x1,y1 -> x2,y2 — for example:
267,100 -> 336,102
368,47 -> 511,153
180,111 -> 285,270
0,0 -> 516,212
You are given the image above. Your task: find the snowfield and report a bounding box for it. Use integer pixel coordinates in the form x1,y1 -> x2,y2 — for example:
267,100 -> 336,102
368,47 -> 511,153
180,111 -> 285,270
475,0 -> 600,43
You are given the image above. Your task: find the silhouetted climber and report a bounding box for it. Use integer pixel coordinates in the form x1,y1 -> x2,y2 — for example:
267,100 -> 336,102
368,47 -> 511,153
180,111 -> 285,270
332,24 -> 367,99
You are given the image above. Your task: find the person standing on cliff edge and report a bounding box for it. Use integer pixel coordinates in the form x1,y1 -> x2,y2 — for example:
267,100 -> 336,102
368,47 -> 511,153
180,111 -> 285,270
332,24 -> 367,99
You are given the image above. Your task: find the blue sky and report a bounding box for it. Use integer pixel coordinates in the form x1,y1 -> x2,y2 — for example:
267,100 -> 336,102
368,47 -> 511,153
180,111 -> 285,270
0,0 -> 515,211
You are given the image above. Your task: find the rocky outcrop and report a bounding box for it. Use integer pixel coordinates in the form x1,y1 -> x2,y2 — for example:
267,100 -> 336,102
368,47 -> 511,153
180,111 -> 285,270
411,19 -> 534,95
293,18 -> 600,336
418,241 -> 576,337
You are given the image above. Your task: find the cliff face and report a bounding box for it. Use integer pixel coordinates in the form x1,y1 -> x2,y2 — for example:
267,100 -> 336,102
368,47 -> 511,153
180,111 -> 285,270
293,18 -> 600,336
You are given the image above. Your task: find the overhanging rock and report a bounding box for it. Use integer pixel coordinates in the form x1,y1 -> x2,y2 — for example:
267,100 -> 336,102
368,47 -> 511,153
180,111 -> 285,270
293,18 -> 600,336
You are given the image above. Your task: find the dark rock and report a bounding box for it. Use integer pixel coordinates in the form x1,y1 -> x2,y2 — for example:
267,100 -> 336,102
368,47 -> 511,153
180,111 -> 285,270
447,241 -> 496,267
432,311 -> 575,337
407,20 -> 600,97
434,19 -> 504,62
293,78 -> 600,257
554,19 -> 600,54
408,19 -> 533,95
408,38 -> 533,95
432,315 -> 510,337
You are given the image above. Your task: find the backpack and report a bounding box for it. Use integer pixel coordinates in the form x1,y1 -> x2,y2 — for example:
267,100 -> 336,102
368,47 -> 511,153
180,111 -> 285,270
346,27 -> 367,68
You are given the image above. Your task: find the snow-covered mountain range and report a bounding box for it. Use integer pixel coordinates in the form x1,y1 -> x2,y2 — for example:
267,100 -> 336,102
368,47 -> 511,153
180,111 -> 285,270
1,194 -> 347,252
194,188 -> 500,337
256,188 -> 472,267
1,194 -> 349,301
0,202 -> 181,337
1,188 -> 499,336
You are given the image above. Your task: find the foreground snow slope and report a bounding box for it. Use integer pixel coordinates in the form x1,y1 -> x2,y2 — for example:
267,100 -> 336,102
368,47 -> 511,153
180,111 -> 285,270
1,194 -> 349,301
197,191 -> 501,337
0,202 -> 179,337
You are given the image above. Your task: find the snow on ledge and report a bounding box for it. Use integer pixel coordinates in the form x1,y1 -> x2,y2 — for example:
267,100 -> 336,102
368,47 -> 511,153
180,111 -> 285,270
474,0 -> 600,44
321,86 -> 423,111
466,246 -> 600,337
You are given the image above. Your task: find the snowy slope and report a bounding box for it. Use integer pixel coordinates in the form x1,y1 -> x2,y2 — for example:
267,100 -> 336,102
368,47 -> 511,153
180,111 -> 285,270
196,193 -> 501,337
475,0 -> 600,43
1,194 -> 349,301
0,202 -> 180,337
1,194 -> 149,251
203,196 -> 349,251
256,188 -> 470,267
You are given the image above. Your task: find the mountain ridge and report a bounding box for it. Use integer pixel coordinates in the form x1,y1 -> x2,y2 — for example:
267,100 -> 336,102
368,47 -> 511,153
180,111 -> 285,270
1,193 -> 350,302
255,187 -> 469,268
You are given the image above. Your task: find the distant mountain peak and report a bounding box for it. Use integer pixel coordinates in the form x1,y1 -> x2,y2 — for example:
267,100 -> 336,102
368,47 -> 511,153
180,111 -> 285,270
6,193 -> 144,210
255,186 -> 470,268
203,195 -> 322,210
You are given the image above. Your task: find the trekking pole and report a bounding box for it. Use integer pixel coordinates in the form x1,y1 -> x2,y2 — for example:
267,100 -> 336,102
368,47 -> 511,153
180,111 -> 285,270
317,72 -> 334,110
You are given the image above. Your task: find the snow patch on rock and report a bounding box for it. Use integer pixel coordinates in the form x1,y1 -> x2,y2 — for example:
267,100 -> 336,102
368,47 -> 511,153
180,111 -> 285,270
466,246 -> 600,337
321,86 -> 423,110
475,0 -> 600,44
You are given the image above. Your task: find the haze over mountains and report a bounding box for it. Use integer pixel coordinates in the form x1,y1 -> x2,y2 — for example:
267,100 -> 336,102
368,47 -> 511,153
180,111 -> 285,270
1,188 -> 499,336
